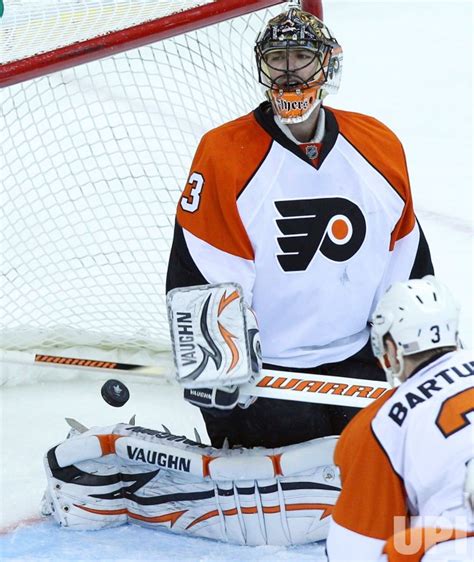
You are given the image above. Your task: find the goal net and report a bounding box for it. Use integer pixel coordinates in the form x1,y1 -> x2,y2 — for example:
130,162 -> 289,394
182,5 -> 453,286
1,0 -> 322,376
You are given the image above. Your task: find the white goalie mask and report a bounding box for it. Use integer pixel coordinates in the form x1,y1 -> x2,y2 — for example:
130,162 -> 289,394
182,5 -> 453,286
370,276 -> 460,386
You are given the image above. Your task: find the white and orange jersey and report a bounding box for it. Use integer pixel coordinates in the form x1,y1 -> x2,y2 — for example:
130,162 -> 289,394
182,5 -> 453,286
166,101 -> 433,368
327,350 -> 474,561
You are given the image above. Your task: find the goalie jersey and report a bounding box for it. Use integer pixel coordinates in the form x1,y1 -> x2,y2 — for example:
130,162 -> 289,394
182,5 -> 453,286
327,350 -> 474,561
166,101 -> 433,369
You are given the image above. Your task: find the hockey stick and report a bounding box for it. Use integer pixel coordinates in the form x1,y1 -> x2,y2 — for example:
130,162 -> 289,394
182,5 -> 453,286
2,350 -> 391,408
240,370 -> 390,408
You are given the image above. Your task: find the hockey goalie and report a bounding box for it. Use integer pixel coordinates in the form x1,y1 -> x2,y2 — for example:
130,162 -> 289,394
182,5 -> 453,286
39,4 -> 435,544
41,283 -> 341,546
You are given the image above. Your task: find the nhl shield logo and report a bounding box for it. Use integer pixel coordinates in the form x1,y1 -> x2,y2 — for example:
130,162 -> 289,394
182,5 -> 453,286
305,144 -> 319,160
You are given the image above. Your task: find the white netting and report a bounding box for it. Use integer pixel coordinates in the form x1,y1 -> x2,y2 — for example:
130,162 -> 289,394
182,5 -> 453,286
1,1 -> 285,360
1,0 -> 214,64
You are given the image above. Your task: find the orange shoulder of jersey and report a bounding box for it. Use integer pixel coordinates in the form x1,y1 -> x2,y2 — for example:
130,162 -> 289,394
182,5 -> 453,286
333,387 -> 409,541
328,107 -> 416,249
177,111 -> 273,260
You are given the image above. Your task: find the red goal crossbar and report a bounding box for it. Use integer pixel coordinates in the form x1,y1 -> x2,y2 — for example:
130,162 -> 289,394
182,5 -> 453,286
0,0 -> 322,87
1,0 -> 323,87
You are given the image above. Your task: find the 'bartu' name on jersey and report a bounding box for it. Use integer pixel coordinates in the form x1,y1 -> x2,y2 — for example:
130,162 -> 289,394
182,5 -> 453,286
388,360 -> 474,427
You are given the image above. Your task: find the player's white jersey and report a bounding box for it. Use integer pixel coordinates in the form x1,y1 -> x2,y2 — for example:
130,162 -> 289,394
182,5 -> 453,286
327,349 -> 474,561
373,350 -> 473,523
167,102 -> 433,368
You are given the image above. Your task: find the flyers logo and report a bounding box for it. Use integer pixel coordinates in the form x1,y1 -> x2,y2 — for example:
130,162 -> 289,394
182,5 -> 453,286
275,197 -> 366,272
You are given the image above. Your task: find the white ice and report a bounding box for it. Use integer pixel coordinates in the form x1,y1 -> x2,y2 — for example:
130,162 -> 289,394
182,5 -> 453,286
0,1 -> 472,561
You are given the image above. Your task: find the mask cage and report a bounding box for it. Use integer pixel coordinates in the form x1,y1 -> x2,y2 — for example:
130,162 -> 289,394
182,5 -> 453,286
255,42 -> 331,90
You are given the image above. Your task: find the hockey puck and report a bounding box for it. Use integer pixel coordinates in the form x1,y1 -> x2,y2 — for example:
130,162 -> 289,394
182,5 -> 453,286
101,379 -> 130,407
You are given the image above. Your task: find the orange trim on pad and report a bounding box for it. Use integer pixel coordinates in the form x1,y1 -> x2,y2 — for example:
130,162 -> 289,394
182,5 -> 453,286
96,434 -> 122,456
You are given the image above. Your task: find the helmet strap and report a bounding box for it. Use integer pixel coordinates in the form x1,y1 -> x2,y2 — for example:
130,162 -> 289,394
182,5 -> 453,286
381,343 -> 405,387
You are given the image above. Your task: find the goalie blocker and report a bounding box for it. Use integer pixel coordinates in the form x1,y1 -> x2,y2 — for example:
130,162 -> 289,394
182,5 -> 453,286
167,283 -> 262,409
42,422 -> 341,546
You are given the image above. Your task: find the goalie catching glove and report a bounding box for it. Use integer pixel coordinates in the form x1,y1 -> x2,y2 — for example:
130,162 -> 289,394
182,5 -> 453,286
42,422 -> 340,546
167,283 -> 261,410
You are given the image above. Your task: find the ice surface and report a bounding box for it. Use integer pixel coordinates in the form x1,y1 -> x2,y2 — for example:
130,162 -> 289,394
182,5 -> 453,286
0,1 -> 472,560
0,520 -> 327,561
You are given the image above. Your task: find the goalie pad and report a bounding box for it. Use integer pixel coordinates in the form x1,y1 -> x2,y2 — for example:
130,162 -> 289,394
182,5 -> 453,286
43,423 -> 340,546
167,283 -> 261,388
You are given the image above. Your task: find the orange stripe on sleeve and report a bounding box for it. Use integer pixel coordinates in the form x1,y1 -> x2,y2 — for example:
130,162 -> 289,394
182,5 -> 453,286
330,107 -> 416,249
332,388 -> 409,540
177,111 -> 272,260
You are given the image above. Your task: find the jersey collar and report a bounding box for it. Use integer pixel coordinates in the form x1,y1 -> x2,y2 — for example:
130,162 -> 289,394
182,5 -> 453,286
253,101 -> 339,170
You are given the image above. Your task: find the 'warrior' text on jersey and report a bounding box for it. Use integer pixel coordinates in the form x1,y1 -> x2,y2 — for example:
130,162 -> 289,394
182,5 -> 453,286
167,102 -> 432,368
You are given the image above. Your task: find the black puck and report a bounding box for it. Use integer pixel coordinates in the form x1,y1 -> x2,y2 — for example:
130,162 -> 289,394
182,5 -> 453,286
101,379 -> 130,407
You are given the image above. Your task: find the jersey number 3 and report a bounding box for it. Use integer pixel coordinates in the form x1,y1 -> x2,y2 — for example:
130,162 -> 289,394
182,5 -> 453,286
181,172 -> 204,213
436,387 -> 474,438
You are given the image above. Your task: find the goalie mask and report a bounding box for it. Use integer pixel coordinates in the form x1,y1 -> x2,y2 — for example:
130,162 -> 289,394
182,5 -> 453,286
255,7 -> 343,124
370,276 -> 460,386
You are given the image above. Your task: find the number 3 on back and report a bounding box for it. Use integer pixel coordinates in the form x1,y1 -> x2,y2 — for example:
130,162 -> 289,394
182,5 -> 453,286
181,172 -> 204,213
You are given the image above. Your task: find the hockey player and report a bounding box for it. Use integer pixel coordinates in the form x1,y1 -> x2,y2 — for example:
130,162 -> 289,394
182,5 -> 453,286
166,6 -> 433,449
326,276 -> 474,561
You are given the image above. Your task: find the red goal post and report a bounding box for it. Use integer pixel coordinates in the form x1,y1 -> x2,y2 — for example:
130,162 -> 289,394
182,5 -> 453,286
1,0 -> 322,381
